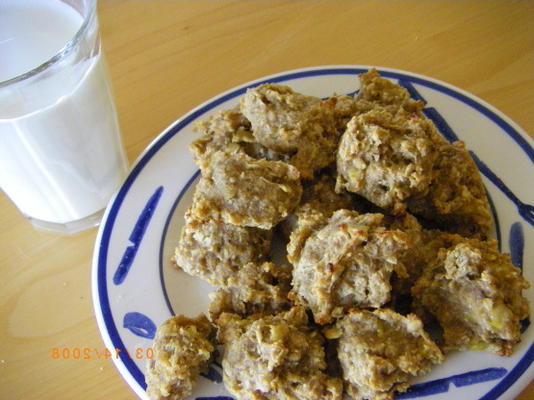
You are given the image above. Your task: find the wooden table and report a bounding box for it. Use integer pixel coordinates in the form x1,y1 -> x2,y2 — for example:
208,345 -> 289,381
1,1 -> 532,399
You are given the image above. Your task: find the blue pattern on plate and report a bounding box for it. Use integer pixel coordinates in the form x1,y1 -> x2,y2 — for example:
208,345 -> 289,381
485,187 -> 502,251
398,380 -> 450,399
200,366 -> 223,383
113,186 -> 164,285
422,107 -> 460,142
399,80 -> 427,104
521,318 -> 531,334
469,152 -> 534,226
123,312 -> 157,339
479,344 -> 534,400
509,222 -> 525,270
397,368 -> 507,399
193,368 -> 507,400
159,170 -> 201,316
346,88 -> 359,98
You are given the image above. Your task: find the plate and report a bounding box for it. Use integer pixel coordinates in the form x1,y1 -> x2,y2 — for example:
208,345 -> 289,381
92,66 -> 534,400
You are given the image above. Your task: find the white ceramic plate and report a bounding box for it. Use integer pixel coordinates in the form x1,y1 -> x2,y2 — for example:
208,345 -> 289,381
92,66 -> 534,400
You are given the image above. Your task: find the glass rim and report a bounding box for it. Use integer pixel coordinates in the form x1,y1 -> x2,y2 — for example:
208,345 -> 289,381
0,0 -> 97,89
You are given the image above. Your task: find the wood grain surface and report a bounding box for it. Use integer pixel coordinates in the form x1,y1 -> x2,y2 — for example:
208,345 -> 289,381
0,1 -> 532,399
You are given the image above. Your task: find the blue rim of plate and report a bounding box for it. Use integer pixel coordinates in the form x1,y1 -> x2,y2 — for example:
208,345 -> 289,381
94,66 -> 534,399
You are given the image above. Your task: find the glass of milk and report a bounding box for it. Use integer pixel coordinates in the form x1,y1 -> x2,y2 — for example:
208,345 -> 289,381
0,0 -> 128,234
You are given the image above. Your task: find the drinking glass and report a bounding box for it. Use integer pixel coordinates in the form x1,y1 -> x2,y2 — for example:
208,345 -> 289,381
0,0 -> 128,234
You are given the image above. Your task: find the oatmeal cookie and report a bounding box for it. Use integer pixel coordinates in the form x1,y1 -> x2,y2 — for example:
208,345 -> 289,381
290,210 -> 410,324
355,68 -> 425,116
146,314 -> 216,400
174,208 -> 271,286
336,107 -> 439,214
241,84 -> 340,179
324,309 -> 443,400
207,261 -> 292,321
412,239 -> 530,355
408,141 -> 492,238
190,147 -> 302,229
216,307 -> 343,400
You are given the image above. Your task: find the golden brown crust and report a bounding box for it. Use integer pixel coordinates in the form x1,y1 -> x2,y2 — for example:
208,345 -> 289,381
145,314 -> 216,400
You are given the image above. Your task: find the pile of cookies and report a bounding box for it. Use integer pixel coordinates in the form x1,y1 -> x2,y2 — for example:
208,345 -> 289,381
145,70 -> 530,400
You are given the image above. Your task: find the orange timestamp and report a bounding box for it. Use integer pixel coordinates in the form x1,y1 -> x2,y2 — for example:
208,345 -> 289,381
51,347 -> 154,360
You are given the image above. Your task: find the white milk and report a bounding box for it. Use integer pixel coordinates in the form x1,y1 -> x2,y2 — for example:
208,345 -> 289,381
0,0 -> 127,225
